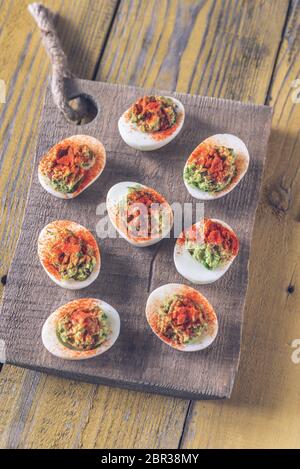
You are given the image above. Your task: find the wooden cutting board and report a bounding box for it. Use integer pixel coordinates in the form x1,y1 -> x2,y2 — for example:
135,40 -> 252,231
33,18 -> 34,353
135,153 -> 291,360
0,79 -> 272,399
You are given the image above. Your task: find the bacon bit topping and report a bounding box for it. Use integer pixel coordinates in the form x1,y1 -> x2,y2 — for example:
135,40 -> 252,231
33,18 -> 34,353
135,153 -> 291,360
169,297 -> 201,327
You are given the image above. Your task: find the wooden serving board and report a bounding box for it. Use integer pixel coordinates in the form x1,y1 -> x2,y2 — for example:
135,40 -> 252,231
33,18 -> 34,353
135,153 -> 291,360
0,79 -> 272,399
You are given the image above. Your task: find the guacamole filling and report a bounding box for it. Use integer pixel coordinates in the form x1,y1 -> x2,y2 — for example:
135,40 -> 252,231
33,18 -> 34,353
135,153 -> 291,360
184,143 -> 237,193
46,228 -> 97,281
117,185 -> 169,240
40,142 -> 95,194
182,219 -> 238,270
128,96 -> 177,133
152,294 -> 208,346
57,305 -> 110,350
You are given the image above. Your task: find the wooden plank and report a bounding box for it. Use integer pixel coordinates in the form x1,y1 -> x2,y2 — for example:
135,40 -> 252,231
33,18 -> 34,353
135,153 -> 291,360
0,0 -> 289,449
0,78 -> 272,397
180,0 -> 300,449
0,365 -> 187,448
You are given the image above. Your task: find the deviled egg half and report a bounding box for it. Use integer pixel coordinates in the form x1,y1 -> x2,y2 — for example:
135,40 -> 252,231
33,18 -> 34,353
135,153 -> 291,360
38,220 -> 100,290
146,283 -> 218,351
118,95 -> 185,151
107,181 -> 173,247
38,135 -> 106,199
42,298 -> 120,360
174,218 -> 239,284
183,134 -> 249,200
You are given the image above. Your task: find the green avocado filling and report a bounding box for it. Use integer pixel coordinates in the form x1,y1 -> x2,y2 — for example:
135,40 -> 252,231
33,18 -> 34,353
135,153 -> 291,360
57,305 -> 110,351
50,175 -> 83,194
184,146 -> 237,193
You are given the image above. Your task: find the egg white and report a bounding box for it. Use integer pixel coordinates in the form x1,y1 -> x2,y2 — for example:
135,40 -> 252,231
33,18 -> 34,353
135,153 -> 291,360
38,220 -> 101,290
183,133 -> 250,200
118,96 -> 185,151
146,283 -> 218,352
174,219 -> 238,284
38,135 -> 106,199
42,298 -> 120,360
106,181 -> 173,247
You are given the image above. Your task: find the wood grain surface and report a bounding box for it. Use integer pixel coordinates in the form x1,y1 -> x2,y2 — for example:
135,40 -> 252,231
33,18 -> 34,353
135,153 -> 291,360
0,77 -> 272,399
0,0 -> 299,449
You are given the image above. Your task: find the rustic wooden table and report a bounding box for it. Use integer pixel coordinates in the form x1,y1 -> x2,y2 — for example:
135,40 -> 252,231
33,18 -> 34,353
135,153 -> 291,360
0,0 -> 299,449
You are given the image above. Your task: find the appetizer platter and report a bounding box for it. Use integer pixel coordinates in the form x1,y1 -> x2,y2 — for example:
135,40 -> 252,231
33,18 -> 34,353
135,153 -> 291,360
38,220 -> 101,289
0,79 -> 272,399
